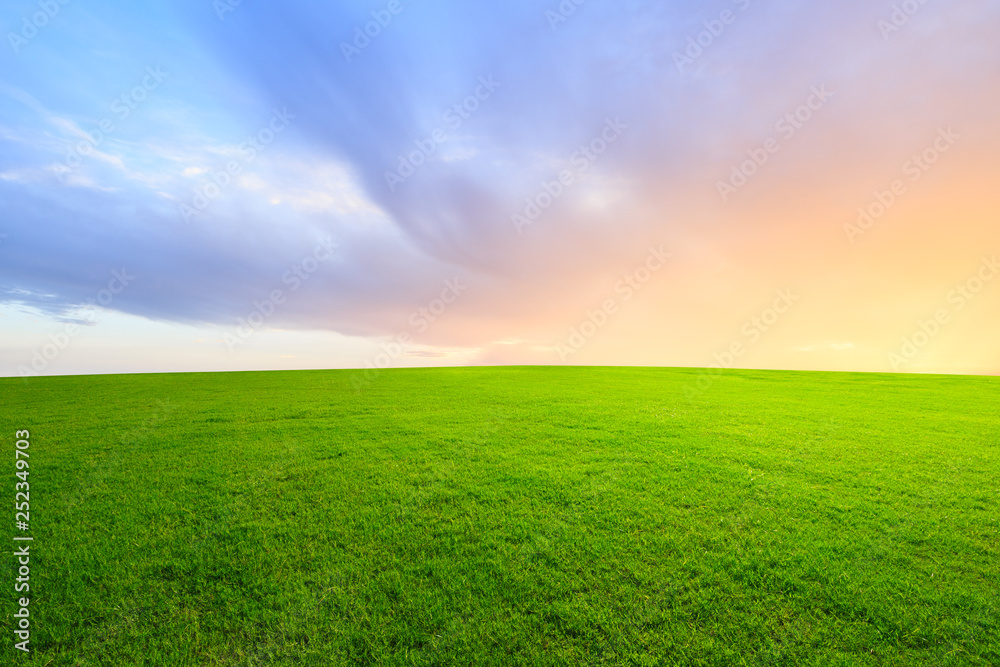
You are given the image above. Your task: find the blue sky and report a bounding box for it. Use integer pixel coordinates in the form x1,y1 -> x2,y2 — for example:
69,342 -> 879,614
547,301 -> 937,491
2,0 -> 999,376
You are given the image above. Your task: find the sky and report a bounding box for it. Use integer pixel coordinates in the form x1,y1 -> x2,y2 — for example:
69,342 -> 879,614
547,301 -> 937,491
1,0 -> 998,378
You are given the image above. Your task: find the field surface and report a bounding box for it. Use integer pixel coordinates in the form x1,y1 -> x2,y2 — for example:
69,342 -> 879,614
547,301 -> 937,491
1,366 -> 998,665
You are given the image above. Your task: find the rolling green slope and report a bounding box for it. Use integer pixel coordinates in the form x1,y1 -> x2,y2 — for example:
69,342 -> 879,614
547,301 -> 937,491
2,367 -> 998,665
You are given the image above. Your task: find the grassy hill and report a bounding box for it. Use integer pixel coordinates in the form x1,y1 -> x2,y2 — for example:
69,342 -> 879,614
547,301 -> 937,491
2,366 -> 998,665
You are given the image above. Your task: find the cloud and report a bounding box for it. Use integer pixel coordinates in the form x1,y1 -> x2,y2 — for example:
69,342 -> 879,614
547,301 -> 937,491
2,0 -> 999,374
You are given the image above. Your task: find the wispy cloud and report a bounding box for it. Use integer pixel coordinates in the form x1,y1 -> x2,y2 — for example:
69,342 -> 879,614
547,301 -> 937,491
1,0 -> 999,376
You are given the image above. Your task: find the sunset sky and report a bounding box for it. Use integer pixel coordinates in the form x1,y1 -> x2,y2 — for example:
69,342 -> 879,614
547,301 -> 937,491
2,0 -> 998,377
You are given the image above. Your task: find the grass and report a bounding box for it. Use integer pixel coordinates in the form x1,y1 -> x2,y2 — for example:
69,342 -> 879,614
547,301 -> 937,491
2,366 -> 998,665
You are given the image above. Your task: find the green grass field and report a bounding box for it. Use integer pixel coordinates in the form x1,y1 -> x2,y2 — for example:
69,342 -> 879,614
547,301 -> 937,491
2,366 -> 998,665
